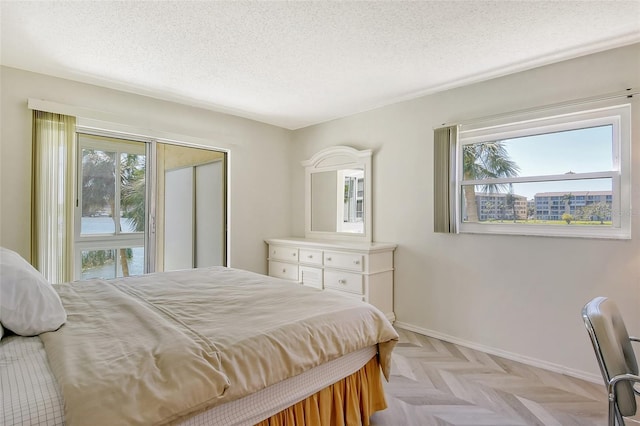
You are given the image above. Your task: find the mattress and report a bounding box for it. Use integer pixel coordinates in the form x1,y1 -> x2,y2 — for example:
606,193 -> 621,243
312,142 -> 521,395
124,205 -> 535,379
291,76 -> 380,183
1,334 -> 377,426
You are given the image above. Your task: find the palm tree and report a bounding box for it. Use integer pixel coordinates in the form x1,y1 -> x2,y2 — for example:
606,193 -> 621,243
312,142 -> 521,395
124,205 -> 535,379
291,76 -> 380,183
122,174 -> 145,231
562,193 -> 573,216
117,154 -> 146,276
505,192 -> 517,222
120,154 -> 146,233
463,142 -> 520,222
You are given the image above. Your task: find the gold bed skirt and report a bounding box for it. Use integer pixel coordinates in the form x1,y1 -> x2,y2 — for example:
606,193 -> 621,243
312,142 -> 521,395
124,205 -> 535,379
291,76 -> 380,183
255,355 -> 387,426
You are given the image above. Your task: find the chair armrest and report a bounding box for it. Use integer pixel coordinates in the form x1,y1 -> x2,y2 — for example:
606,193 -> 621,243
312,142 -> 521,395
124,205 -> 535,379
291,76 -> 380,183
613,338 -> 640,396
609,373 -> 640,397
624,338 -> 640,395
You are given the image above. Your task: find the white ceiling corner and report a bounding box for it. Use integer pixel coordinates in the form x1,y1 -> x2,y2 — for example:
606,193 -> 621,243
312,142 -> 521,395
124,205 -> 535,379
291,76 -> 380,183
1,1 -> 639,130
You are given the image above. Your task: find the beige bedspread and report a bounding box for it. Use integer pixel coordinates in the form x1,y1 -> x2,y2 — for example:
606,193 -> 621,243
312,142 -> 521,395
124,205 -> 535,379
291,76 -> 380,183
40,267 -> 398,426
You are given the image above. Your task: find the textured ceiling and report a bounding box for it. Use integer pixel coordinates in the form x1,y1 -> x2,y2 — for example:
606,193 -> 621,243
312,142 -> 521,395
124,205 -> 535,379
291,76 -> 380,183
1,1 -> 639,129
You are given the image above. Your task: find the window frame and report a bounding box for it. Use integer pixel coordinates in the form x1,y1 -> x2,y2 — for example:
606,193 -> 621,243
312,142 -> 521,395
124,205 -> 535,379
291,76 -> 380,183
74,133 -> 148,279
456,102 -> 631,239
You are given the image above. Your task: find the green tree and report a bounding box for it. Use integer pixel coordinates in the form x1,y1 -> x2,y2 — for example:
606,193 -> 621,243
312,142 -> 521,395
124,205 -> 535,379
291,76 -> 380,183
118,154 -> 146,276
505,193 -> 517,222
562,193 -> 573,215
562,213 -> 574,224
463,142 -> 520,222
581,202 -> 611,224
527,203 -> 535,221
82,150 -> 116,215
497,201 -> 506,222
121,154 -> 146,233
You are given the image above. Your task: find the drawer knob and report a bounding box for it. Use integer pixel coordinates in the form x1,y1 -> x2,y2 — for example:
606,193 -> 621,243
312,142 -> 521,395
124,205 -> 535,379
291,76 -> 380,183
308,255 -> 313,259
338,279 -> 346,285
353,260 -> 360,265
326,257 -> 332,261
292,253 -> 296,257
282,268 -> 286,273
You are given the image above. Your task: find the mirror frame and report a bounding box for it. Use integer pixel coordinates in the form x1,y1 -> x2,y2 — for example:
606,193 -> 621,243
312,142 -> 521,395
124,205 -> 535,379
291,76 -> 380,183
302,146 -> 372,242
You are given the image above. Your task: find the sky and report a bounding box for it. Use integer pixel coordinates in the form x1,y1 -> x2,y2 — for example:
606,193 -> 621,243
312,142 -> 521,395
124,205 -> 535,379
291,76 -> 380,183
474,125 -> 613,200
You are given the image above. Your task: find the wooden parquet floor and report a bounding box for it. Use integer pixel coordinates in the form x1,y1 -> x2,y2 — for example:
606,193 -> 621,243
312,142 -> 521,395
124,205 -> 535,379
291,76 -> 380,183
370,327 -> 640,426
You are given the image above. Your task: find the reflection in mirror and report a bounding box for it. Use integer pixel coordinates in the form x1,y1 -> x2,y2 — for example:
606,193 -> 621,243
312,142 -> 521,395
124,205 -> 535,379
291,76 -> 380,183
311,169 -> 364,233
338,169 -> 364,233
303,146 -> 372,242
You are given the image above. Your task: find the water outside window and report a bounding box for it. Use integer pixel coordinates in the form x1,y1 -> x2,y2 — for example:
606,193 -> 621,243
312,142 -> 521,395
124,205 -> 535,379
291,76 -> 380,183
81,248 -> 145,280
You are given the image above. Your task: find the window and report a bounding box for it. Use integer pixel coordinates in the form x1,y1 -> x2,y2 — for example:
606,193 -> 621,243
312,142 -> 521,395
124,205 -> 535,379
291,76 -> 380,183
456,102 -> 631,239
75,134 -> 147,279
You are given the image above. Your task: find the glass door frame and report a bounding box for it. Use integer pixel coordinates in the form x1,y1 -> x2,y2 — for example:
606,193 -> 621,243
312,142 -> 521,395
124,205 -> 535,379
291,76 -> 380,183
74,132 -> 148,280
72,128 -> 229,280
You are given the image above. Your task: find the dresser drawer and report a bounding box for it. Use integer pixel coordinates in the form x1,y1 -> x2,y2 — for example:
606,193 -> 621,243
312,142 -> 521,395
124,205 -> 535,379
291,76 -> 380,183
299,266 -> 323,289
323,251 -> 364,272
269,261 -> 298,281
269,245 -> 299,262
299,249 -> 323,266
324,270 -> 363,295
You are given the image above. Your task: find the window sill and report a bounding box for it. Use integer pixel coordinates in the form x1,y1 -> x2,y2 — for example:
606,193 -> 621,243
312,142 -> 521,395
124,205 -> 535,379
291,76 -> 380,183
458,222 -> 631,240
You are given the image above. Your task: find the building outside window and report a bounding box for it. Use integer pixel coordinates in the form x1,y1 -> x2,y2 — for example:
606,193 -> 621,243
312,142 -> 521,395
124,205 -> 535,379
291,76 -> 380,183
533,191 -> 612,221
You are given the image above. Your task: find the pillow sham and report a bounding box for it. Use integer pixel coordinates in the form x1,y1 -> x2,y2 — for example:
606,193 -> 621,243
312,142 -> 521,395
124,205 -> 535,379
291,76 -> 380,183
0,247 -> 66,336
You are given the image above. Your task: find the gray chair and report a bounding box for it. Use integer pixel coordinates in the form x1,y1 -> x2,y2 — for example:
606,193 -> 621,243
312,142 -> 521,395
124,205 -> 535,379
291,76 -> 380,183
582,297 -> 640,425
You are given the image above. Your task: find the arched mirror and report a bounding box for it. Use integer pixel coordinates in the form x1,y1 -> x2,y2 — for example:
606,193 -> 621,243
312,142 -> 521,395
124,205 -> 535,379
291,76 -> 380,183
302,146 -> 372,242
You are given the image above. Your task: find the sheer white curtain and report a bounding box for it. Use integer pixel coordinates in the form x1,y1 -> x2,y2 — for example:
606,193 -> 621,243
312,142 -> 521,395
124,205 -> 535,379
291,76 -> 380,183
31,110 -> 76,283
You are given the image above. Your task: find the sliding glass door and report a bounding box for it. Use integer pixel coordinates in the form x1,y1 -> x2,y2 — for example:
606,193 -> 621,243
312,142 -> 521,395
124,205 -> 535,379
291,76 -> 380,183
73,133 -> 227,280
156,143 -> 227,271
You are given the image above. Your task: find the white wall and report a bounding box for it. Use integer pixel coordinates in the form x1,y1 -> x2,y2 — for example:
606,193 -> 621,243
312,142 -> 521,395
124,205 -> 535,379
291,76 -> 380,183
291,43 -> 640,380
0,66 -> 293,274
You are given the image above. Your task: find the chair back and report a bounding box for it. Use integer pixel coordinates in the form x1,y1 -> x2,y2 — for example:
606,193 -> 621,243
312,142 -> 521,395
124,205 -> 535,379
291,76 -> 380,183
582,297 -> 638,417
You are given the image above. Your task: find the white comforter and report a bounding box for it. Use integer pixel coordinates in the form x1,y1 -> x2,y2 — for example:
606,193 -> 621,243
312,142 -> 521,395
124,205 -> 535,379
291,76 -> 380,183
38,267 -> 398,426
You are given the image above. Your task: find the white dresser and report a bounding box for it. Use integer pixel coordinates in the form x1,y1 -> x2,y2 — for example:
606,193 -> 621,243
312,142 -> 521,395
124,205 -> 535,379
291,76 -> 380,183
265,238 -> 396,321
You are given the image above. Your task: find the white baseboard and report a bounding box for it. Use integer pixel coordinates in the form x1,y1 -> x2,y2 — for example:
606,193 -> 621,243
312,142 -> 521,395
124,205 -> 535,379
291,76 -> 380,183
393,321 -> 602,384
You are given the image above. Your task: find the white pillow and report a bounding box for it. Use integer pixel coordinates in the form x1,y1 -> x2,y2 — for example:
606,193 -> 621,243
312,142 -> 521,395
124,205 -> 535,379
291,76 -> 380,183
0,247 -> 66,336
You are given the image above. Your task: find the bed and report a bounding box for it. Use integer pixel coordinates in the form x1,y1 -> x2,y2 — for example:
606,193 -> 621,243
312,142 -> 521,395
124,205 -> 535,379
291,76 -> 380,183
0,252 -> 398,426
